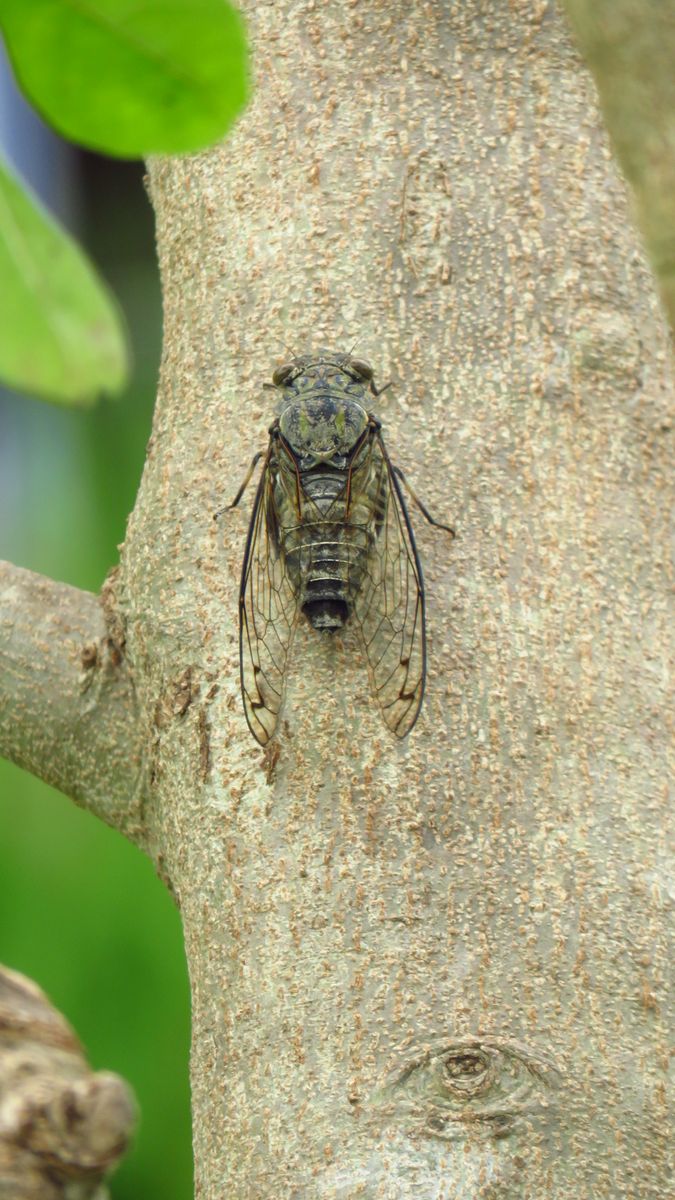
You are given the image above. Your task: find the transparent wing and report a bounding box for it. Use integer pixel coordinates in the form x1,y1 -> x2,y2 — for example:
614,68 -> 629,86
238,448 -> 299,745
351,433 -> 427,738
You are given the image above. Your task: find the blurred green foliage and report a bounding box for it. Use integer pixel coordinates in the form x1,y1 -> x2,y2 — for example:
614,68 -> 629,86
0,0 -> 249,157
0,0 -> 248,405
0,158 -> 128,405
0,156 -> 192,1200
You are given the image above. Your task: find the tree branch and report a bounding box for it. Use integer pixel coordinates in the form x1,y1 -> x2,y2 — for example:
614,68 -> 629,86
0,964 -> 136,1200
0,561 -> 144,834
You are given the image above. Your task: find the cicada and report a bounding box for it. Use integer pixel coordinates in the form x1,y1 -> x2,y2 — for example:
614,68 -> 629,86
226,350 -> 453,745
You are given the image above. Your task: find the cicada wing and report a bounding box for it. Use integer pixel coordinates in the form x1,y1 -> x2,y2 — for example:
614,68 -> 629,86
351,433 -> 427,738
238,448 -> 300,745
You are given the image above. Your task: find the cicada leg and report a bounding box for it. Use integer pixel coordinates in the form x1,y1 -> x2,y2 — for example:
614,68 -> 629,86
370,379 -> 392,398
213,452 -> 265,520
393,466 -> 455,537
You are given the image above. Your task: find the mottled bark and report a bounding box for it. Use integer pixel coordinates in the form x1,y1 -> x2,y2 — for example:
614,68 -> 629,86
0,562 -> 143,834
127,1 -> 671,1196
1,1 -> 673,1197
0,965 -> 136,1200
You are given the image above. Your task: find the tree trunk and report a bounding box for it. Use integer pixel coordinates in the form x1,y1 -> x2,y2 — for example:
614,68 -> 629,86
1,2 -> 672,1197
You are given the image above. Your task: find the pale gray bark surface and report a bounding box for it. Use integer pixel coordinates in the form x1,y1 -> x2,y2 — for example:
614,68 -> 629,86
0,562 -> 142,833
1,1 -> 673,1198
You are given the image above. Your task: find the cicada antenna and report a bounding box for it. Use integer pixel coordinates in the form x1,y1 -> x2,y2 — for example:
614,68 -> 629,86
263,340 -> 298,388
271,337 -> 297,358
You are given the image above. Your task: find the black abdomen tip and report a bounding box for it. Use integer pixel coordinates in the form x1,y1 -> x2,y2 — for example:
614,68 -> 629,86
303,598 -> 349,633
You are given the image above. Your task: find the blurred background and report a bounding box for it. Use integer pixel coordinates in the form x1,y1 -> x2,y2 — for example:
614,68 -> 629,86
0,51 -> 192,1200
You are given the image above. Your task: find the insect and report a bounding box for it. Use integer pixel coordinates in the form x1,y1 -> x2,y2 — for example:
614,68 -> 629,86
224,350 -> 454,746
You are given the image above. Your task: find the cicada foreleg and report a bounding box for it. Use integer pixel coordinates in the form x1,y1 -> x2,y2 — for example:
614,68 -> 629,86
213,451 -> 265,520
392,466 -> 455,537
370,379 -> 392,399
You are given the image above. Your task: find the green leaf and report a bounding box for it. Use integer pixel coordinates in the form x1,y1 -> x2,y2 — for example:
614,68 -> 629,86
0,0 -> 249,157
0,158 -> 128,406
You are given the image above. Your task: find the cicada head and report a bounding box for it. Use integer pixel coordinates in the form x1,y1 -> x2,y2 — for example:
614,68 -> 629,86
272,350 -> 376,469
270,349 -> 377,398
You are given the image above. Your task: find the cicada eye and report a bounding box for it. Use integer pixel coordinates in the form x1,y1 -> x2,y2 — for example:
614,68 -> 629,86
273,363 -> 295,386
350,358 -> 374,381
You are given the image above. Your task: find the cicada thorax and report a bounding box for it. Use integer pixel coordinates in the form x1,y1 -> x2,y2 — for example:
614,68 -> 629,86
272,386 -> 387,634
